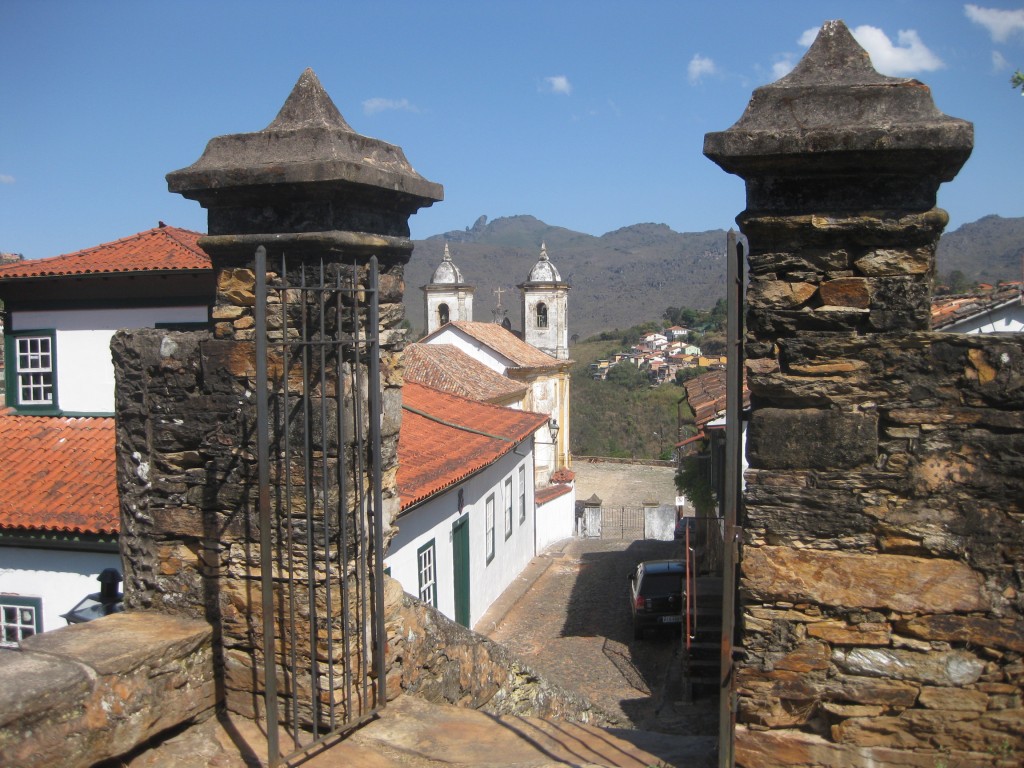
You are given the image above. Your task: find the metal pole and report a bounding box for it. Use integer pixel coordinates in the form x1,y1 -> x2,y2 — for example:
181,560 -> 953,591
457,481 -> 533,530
255,245 -> 280,766
719,230 -> 744,768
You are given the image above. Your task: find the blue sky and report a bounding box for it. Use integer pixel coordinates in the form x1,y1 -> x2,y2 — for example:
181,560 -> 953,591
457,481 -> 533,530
2,1 -> 1023,259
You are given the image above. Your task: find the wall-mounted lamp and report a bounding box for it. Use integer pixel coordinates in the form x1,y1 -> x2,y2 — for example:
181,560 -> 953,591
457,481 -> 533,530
533,418 -> 559,445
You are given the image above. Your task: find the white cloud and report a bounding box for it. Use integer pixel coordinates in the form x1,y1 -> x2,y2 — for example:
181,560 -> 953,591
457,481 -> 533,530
687,54 -> 717,85
850,25 -> 944,75
798,27 -> 819,47
992,49 -> 1011,71
0,174 -> 14,184
542,75 -> 572,95
772,54 -> 798,80
361,97 -> 418,115
965,4 -> 1024,43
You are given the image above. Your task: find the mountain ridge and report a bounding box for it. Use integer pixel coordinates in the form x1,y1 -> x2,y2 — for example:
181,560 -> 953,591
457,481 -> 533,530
404,214 -> 1023,340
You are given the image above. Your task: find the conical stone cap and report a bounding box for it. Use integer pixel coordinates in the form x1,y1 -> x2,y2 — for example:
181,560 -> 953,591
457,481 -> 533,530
167,68 -> 442,211
703,20 -> 972,211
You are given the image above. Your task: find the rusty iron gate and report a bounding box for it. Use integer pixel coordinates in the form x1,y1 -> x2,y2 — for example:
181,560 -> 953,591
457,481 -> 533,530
255,246 -> 386,766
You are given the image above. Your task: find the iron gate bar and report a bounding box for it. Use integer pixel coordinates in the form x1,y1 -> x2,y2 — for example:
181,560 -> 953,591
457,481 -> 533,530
719,230 -> 745,768
256,249 -> 386,767
255,245 -> 279,763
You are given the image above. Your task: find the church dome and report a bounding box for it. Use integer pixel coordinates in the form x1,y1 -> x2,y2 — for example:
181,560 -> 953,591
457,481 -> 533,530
527,242 -> 561,282
430,243 -> 466,284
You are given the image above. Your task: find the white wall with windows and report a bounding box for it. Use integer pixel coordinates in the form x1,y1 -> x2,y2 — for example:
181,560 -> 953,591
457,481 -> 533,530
385,447 -> 536,629
0,546 -> 121,643
10,306 -> 207,413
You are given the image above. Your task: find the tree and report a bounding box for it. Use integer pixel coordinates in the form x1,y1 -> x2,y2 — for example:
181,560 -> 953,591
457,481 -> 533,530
1013,70 -> 1024,96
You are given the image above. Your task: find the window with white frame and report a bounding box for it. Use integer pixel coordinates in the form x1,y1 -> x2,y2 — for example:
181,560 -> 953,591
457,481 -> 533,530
10,332 -> 56,408
1,596 -> 42,648
417,540 -> 437,608
504,477 -> 513,539
485,493 -> 495,563
518,465 -> 527,524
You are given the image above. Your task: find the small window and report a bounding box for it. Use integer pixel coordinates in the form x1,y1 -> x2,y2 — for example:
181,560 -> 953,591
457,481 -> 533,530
8,332 -> 57,409
417,540 -> 437,608
1,596 -> 42,648
504,477 -> 513,539
518,465 -> 527,524
438,303 -> 450,326
485,493 -> 495,564
536,302 -> 548,329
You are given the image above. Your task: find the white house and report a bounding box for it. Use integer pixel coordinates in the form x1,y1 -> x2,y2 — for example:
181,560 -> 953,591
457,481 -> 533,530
386,382 -> 548,628
0,224 -> 215,642
932,283 -> 1024,334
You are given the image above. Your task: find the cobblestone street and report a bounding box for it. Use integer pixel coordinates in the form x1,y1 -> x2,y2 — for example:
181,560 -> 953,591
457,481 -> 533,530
483,537 -> 718,765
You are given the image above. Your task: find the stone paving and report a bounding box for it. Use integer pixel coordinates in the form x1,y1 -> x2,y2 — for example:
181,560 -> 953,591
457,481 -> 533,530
483,536 -> 718,767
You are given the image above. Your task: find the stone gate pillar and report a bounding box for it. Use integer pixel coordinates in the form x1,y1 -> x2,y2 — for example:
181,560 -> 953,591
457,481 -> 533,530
706,21 -> 1024,766
114,69 -> 441,721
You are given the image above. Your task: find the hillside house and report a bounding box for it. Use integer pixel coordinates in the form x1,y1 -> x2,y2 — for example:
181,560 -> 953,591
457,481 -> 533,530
0,224 -> 214,639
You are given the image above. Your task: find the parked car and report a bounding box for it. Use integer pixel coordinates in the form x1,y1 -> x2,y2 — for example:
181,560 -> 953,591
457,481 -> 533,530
628,559 -> 684,639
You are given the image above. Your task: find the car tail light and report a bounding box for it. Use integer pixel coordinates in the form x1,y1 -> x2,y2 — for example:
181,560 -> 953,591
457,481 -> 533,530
635,595 -> 645,611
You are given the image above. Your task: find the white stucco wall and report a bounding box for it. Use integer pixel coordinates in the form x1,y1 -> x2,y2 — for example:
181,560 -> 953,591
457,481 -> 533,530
535,486 -> 576,552
0,546 -> 122,635
425,326 -> 510,375
385,448 -> 535,629
13,306 -> 207,413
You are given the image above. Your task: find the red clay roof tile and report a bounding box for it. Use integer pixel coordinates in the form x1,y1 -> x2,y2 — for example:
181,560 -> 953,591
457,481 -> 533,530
0,224 -> 211,280
397,382 -> 547,511
535,483 -> 572,505
0,415 -> 118,536
404,343 -> 528,403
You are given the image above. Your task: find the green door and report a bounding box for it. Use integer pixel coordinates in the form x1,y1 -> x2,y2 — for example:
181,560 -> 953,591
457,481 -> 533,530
452,515 -> 470,627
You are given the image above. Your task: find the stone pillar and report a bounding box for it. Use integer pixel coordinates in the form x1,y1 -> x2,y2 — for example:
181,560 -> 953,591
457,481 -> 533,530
114,69 -> 441,721
707,21 -> 1024,766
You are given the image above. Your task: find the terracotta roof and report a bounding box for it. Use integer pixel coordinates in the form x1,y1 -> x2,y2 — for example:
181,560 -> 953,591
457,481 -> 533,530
535,484 -> 572,505
0,224 -> 211,280
403,344 -> 528,404
931,284 -> 1022,330
424,321 -> 566,370
0,415 -> 118,536
681,369 -> 750,443
397,383 -> 547,511
550,468 -> 576,484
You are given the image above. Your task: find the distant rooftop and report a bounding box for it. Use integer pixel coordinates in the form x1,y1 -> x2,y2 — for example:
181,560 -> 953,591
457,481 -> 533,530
0,224 -> 210,280
404,343 -> 528,404
424,321 -> 568,370
931,283 -> 1022,330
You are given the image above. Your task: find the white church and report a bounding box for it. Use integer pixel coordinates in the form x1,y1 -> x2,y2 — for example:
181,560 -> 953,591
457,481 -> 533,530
414,242 -> 572,479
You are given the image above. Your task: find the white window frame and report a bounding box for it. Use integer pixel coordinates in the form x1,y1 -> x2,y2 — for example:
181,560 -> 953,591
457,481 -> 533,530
485,493 -> 495,564
518,465 -> 527,524
417,539 -> 437,608
504,477 -> 513,539
12,332 -> 56,408
1,596 -> 42,648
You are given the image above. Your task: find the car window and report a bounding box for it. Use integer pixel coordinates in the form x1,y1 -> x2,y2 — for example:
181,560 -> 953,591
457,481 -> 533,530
638,572 -> 682,596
